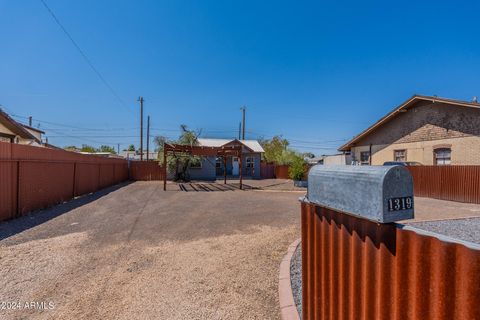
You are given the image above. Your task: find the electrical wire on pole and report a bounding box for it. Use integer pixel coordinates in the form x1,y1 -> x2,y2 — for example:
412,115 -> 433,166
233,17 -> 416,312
146,115 -> 150,161
138,97 -> 144,161
240,106 -> 246,140
39,0 -> 131,113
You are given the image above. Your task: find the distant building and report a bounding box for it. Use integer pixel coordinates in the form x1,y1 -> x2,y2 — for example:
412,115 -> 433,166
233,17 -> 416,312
305,156 -> 323,165
0,109 -> 44,146
120,150 -> 159,160
79,152 -> 123,159
323,153 -> 352,165
190,138 -> 264,180
307,154 -> 352,165
339,95 -> 480,165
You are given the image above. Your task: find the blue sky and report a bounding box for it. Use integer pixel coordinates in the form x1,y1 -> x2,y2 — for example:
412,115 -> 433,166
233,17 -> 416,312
1,0 -> 479,154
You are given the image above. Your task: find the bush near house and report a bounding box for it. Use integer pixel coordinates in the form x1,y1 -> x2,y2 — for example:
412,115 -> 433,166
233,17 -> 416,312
260,136 -> 308,180
289,153 -> 308,181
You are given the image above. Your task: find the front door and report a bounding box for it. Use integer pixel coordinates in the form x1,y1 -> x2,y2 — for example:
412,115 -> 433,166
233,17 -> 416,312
232,157 -> 239,175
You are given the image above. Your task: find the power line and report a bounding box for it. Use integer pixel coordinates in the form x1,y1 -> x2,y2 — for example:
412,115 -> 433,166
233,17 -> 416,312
288,138 -> 349,145
11,111 -> 347,149
12,114 -> 238,135
39,0 -> 130,112
48,135 -> 141,138
46,128 -> 122,145
12,114 -> 140,133
289,145 -> 340,150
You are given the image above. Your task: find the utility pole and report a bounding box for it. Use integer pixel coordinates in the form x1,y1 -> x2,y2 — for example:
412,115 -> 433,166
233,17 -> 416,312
146,115 -> 150,161
240,106 -> 246,140
117,143 -> 120,155
138,97 -> 144,161
28,116 -> 32,127
238,122 -> 241,140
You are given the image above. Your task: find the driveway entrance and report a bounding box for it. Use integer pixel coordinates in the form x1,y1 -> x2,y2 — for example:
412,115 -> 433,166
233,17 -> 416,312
0,181 -> 300,319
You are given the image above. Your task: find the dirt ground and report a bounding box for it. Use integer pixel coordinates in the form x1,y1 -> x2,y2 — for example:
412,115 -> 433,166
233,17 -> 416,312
0,181 -> 301,320
2,179 -> 478,320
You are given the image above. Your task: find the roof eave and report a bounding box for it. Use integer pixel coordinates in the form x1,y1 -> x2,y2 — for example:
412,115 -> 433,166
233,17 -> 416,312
0,110 -> 38,141
22,124 -> 45,134
337,94 -> 480,151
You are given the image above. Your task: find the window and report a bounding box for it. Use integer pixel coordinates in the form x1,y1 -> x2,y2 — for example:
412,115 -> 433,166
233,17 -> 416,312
394,149 -> 406,162
434,148 -> 451,165
360,151 -> 370,165
246,156 -> 254,168
215,157 -> 222,168
190,159 -> 202,169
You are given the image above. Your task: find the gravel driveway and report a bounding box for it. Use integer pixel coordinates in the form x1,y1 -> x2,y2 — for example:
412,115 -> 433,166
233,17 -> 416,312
0,181 -> 302,319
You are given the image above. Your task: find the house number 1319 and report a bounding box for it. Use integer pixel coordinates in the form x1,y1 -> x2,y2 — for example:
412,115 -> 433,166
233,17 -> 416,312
388,196 -> 413,211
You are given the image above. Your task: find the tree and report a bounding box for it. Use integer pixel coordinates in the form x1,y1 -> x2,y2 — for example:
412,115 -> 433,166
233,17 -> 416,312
260,136 -> 290,164
153,136 -> 167,153
64,145 -> 78,151
99,145 -> 116,154
80,144 -> 97,153
127,144 -> 135,151
154,125 -> 202,182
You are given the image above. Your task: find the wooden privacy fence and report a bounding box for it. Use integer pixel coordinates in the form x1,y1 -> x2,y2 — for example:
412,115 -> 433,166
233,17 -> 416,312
260,162 -> 275,179
301,201 -> 480,320
129,161 -> 165,181
407,165 -> 480,204
0,142 -> 128,222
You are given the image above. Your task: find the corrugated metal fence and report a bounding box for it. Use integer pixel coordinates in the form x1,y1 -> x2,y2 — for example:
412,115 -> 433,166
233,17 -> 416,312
0,142 -> 128,222
407,165 -> 480,204
301,201 -> 480,320
261,162 -> 275,179
275,164 -> 290,179
129,161 -> 165,181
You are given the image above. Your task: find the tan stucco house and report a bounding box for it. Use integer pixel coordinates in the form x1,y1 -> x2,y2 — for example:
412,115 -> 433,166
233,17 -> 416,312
339,95 -> 480,165
0,109 -> 44,146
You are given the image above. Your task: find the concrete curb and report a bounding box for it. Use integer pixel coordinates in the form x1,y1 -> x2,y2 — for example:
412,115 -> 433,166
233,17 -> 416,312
278,238 -> 301,320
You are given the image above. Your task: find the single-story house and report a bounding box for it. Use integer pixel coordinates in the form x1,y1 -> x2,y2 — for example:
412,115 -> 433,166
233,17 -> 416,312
186,138 -> 264,180
339,95 -> 480,165
80,152 -> 124,159
0,109 -> 44,146
120,150 -> 158,160
306,156 -> 323,165
315,153 -> 352,165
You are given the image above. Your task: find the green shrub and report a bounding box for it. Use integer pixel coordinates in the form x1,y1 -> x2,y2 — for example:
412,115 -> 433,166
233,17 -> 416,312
289,154 -> 306,181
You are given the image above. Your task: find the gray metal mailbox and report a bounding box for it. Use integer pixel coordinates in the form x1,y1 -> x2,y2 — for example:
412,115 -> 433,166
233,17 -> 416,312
307,165 -> 414,223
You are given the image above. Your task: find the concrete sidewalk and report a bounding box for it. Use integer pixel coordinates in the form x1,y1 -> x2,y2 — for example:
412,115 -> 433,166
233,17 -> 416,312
405,196 -> 480,222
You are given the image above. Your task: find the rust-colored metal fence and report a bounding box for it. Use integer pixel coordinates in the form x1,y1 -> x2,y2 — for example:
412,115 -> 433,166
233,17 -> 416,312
275,164 -> 290,179
407,165 -> 480,204
0,142 -> 128,222
129,161 -> 165,181
301,201 -> 480,320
